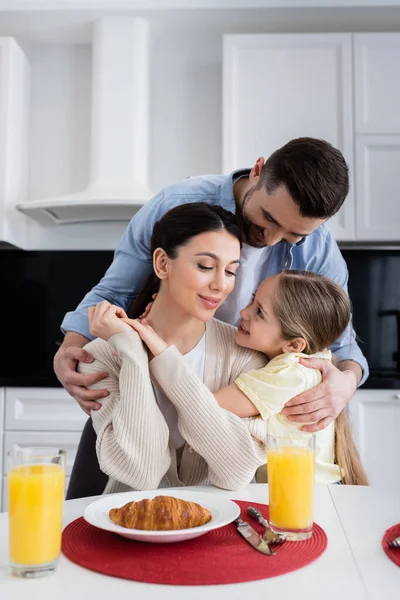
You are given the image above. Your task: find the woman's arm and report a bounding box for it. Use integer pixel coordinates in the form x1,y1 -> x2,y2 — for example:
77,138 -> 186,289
123,317 -> 261,418
78,332 -> 171,490
149,344 -> 267,490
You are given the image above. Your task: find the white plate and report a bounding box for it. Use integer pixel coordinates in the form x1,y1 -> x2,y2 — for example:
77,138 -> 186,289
83,489 -> 240,544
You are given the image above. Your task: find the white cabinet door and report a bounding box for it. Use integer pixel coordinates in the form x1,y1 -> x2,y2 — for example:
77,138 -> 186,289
355,135 -> 400,240
0,38 -> 30,248
5,387 -> 87,432
348,390 -> 400,486
354,33 -> 400,134
223,33 -> 355,240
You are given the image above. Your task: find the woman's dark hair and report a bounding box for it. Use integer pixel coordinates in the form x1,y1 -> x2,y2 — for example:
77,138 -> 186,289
128,202 -> 242,318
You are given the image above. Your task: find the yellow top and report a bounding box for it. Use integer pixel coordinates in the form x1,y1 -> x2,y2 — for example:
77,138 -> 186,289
235,350 -> 342,484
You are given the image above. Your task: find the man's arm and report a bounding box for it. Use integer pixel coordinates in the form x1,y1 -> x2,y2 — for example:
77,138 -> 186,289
63,331 -> 89,350
53,331 -> 110,415
328,321 -> 368,386
337,359 -> 362,386
332,353 -> 362,388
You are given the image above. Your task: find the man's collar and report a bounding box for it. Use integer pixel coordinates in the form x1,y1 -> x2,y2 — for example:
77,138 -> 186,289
219,169 -> 251,214
296,237 -> 307,246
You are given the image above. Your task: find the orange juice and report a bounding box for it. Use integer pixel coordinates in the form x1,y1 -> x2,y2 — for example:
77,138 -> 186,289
8,464 -> 65,565
267,446 -> 314,532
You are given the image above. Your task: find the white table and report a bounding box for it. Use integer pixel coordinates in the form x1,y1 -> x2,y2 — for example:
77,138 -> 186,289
330,485 -> 400,598
0,485 -> 398,599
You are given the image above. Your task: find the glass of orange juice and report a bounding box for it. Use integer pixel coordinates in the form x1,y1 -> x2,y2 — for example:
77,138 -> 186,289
7,446 -> 66,577
267,432 -> 315,541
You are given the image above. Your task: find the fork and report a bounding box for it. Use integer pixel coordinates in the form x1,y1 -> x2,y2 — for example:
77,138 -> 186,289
387,536 -> 400,548
247,507 -> 286,545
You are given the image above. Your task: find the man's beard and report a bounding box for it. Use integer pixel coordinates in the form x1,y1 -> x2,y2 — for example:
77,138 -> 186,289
236,187 -> 254,244
239,187 -> 268,247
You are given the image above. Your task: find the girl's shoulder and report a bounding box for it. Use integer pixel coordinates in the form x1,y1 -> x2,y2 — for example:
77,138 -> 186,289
268,350 -> 332,366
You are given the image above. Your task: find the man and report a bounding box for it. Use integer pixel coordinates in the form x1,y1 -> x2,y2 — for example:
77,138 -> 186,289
55,137 -> 368,434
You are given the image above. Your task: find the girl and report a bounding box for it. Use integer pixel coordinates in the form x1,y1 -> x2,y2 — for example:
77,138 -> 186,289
125,270 -> 368,486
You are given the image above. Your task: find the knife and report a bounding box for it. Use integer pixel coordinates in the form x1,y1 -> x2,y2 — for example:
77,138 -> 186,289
234,517 -> 275,555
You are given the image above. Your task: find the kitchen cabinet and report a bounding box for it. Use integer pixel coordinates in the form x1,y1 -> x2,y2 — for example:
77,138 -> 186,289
4,387 -> 88,432
223,33 -> 355,241
355,135 -> 400,240
223,32 -> 400,242
348,389 -> 400,487
0,387 -> 86,512
0,37 -> 30,248
354,33 -> 400,135
353,33 -> 400,240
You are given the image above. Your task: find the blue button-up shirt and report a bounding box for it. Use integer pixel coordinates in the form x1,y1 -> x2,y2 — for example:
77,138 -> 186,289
62,171 -> 369,384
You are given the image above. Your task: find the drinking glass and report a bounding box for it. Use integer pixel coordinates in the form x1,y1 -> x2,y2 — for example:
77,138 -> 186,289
8,446 -> 66,577
267,432 -> 315,541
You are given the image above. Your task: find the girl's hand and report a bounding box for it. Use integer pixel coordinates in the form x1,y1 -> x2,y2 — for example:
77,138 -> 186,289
88,301 -> 130,341
121,317 -> 168,356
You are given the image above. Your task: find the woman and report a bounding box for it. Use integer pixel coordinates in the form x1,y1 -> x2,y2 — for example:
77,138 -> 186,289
78,203 -> 267,494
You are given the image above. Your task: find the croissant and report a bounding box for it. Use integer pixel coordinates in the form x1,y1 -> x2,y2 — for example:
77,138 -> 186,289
109,495 -> 212,530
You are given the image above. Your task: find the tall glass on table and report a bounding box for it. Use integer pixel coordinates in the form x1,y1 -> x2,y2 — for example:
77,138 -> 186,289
8,447 -> 66,577
267,431 -> 315,541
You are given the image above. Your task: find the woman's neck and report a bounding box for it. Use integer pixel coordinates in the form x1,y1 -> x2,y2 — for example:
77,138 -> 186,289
147,294 -> 206,355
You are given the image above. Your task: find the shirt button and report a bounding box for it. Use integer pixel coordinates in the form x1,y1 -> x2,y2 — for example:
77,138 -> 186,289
188,446 -> 195,454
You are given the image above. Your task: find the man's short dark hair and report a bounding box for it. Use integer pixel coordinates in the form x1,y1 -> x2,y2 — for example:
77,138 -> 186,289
260,137 -> 349,219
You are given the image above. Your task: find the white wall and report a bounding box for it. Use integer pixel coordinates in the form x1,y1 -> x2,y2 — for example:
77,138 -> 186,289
15,6 -> 400,248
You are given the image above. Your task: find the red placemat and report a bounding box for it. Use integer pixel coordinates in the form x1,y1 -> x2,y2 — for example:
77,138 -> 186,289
382,523 -> 400,567
62,500 -> 327,585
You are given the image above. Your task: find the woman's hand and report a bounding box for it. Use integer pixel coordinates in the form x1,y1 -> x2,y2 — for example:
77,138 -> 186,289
121,317 -> 168,356
88,301 -> 131,341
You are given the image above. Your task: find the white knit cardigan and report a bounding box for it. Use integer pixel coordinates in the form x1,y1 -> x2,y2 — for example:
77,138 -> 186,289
79,318 -> 267,493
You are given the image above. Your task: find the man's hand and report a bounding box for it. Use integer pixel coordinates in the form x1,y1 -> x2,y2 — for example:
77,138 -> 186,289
54,331 -> 109,415
281,358 -> 360,433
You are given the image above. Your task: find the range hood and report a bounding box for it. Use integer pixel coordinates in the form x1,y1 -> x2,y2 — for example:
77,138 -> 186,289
17,18 -> 152,226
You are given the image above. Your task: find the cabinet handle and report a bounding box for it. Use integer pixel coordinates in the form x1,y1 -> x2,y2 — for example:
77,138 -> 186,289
394,394 -> 400,400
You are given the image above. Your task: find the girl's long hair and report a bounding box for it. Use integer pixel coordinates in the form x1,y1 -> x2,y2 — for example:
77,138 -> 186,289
127,202 -> 242,319
274,270 -> 368,486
